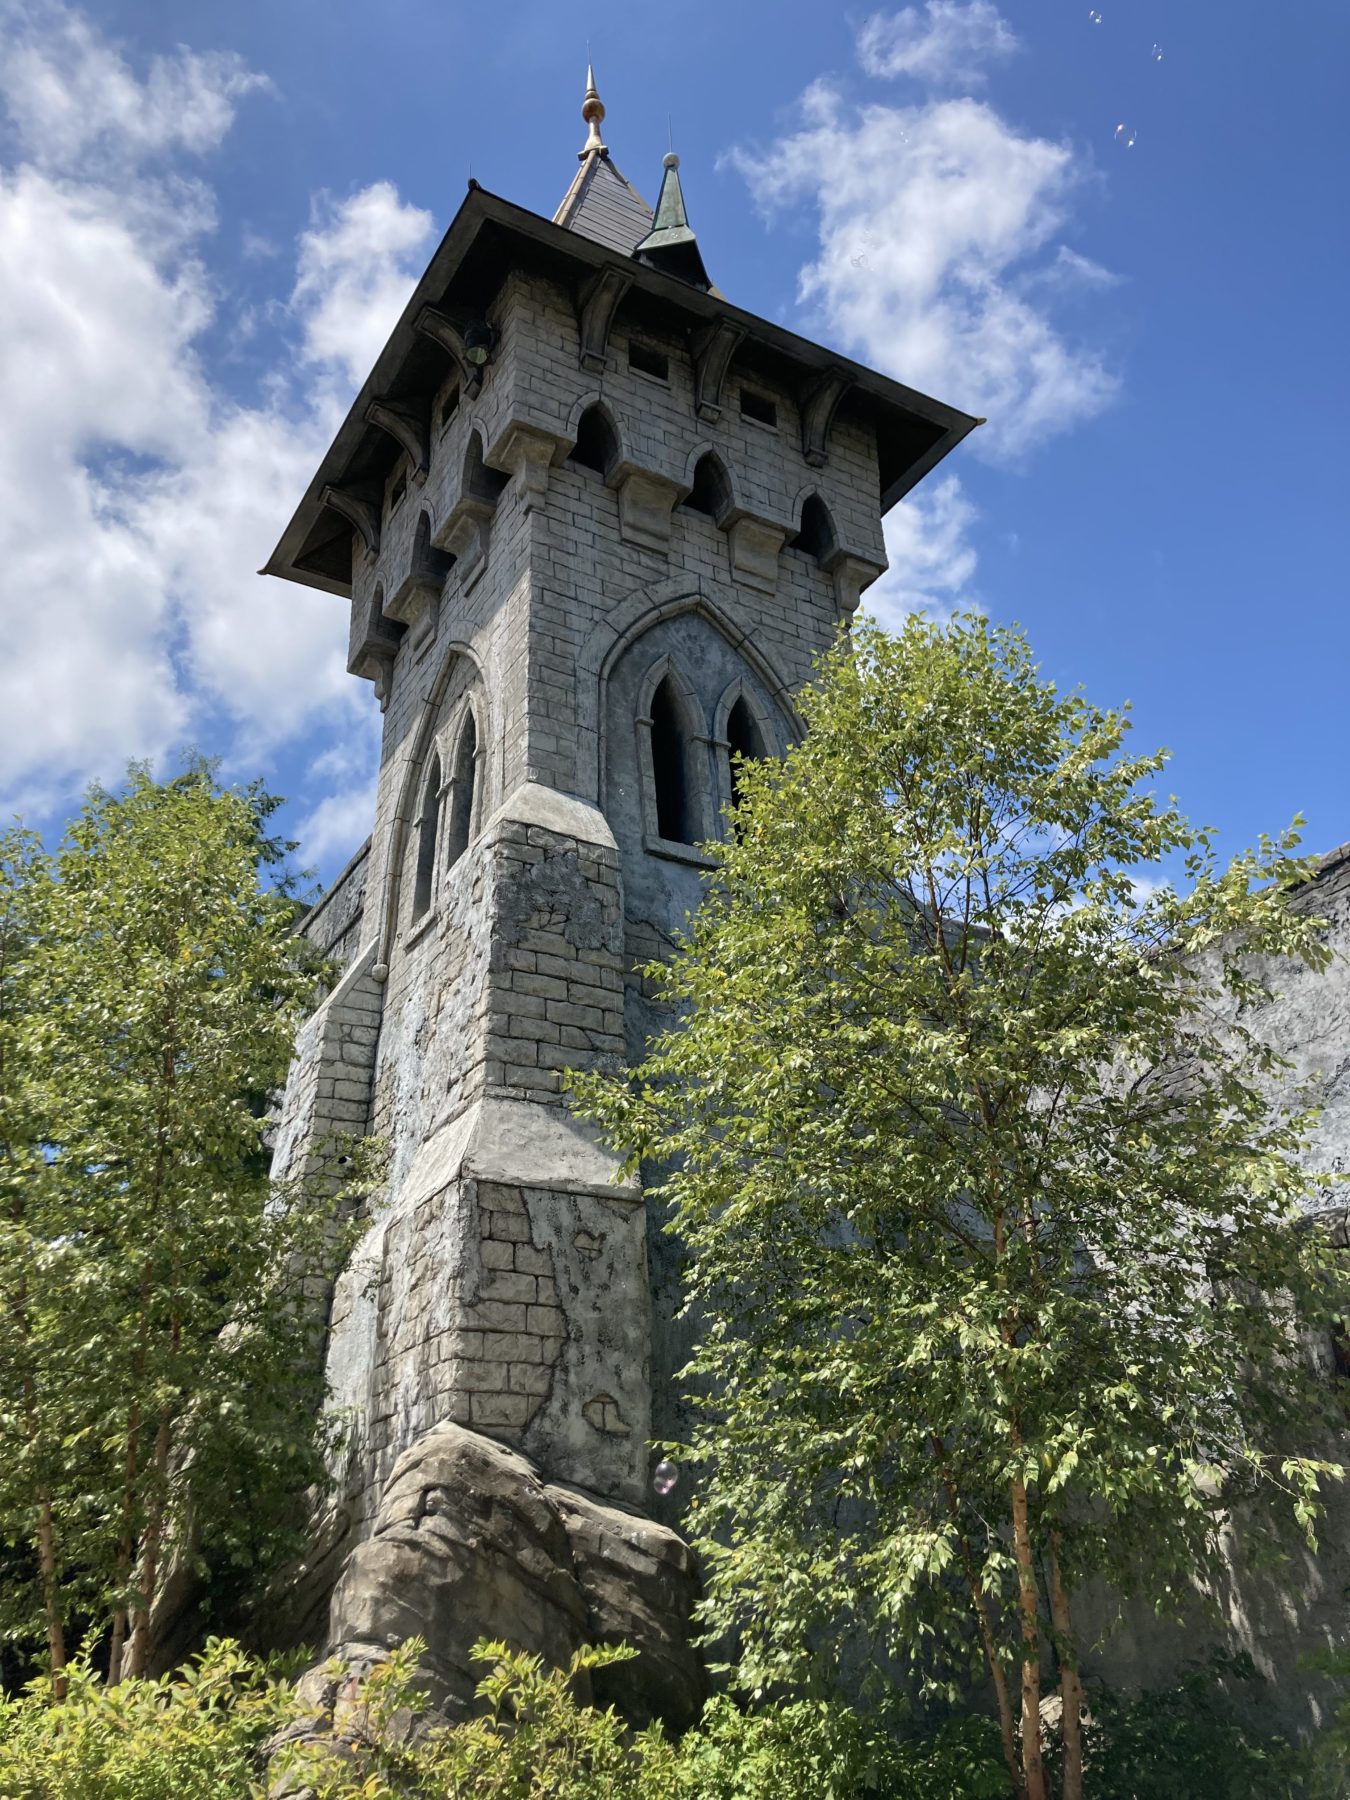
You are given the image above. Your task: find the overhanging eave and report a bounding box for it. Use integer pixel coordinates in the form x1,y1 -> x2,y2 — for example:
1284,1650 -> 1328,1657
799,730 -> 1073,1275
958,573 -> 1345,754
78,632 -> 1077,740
262,184 -> 979,598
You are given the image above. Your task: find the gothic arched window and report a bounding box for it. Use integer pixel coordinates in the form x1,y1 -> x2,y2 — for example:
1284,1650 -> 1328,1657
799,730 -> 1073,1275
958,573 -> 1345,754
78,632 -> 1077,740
713,679 -> 774,830
788,493 -> 838,564
412,750 -> 442,919
684,452 -> 732,522
444,709 -> 478,869
726,694 -> 765,812
569,404 -> 620,477
635,660 -> 712,856
650,678 -> 689,843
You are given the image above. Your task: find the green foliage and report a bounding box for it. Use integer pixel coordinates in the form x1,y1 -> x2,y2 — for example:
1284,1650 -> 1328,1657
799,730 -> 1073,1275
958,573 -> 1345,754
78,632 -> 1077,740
2,1634 -> 1347,1800
1067,1657 -> 1307,1800
569,613 -> 1349,1795
0,762 -> 376,1682
0,1637 -> 297,1799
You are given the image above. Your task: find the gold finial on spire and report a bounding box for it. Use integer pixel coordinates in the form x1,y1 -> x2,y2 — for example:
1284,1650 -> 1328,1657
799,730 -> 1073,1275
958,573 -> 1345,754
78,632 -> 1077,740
580,63 -> 607,157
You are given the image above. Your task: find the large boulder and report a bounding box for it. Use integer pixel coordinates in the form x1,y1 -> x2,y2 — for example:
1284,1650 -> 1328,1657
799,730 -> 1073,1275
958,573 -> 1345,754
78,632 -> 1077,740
277,1421 -> 704,1772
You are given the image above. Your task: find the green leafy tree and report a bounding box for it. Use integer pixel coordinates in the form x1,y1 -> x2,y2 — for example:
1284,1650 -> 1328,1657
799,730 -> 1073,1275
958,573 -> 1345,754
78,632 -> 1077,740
0,764 -> 372,1693
570,615 -> 1349,1800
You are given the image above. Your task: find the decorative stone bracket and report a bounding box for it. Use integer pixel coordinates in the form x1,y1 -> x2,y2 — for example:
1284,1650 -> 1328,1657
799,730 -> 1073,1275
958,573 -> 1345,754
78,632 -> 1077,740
490,420 -> 571,515
321,484 -> 381,561
692,319 -> 744,423
575,267 -> 631,372
726,513 -> 788,595
799,368 -> 851,469
433,495 -> 495,593
365,397 -> 431,478
415,306 -> 482,399
386,535 -> 454,648
607,462 -> 683,555
829,551 -> 885,619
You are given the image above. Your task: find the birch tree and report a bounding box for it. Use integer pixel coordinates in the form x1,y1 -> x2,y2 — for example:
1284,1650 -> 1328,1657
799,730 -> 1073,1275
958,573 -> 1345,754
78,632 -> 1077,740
0,764 -> 370,1690
571,616 -> 1348,1800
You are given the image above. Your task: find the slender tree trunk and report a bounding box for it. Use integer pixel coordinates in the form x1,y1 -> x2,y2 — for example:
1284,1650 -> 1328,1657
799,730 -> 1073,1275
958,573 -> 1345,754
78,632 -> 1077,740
1048,1531 -> 1085,1800
108,1393 -> 142,1686
34,1491 -> 67,1699
1009,1472 -> 1047,1800
127,1410 -> 173,1678
931,1436 -> 1024,1798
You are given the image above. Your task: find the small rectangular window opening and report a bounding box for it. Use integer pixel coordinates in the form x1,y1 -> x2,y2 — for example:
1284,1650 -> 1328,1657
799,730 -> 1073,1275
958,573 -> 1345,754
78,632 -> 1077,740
628,341 -> 669,382
438,385 -> 460,435
388,467 -> 408,513
739,389 -> 777,428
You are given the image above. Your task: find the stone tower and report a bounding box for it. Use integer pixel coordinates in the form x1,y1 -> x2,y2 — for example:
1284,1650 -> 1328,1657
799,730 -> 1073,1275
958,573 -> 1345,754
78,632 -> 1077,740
263,73 -> 975,1699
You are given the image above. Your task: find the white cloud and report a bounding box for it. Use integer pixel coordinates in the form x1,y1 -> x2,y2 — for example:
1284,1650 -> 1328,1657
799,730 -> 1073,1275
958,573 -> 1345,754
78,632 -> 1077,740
727,75 -> 1118,461
858,1 -> 1018,88
863,474 -> 980,631
292,182 -> 436,388
0,0 -> 270,171
0,2 -> 431,849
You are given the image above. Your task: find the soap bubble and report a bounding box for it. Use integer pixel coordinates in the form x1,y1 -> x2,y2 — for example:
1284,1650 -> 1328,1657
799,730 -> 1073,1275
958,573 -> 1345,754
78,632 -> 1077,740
1088,9 -> 1102,22
652,1459 -> 679,1496
1151,43 -> 1164,62
1114,123 -> 1137,148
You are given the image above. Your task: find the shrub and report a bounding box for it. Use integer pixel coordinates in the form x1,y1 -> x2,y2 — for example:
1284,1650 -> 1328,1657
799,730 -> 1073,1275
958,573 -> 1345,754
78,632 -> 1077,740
0,1638 -> 296,1800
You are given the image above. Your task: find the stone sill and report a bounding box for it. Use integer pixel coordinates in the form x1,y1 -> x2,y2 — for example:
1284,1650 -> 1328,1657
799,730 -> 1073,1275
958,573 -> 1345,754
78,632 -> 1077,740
644,834 -> 719,870
403,909 -> 439,949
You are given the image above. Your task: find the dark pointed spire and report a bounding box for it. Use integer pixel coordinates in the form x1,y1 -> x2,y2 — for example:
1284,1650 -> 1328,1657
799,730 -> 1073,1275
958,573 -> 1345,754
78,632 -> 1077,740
633,152 -> 711,290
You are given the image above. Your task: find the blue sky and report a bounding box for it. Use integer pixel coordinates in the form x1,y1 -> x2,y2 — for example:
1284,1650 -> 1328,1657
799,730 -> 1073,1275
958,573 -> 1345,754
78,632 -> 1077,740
1,0 -> 1346,889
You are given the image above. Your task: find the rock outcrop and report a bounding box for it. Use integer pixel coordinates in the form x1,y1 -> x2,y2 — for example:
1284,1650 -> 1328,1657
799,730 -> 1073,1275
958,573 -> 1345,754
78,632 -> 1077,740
279,1421 -> 704,1765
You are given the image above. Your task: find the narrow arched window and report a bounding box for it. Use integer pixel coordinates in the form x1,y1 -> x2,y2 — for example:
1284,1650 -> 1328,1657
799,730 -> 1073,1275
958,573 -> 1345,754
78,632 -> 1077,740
569,405 -> 620,477
684,453 -> 732,521
650,677 -> 690,843
413,751 -> 441,918
788,494 -> 837,564
726,695 -> 765,812
444,711 -> 478,869
463,430 -> 508,505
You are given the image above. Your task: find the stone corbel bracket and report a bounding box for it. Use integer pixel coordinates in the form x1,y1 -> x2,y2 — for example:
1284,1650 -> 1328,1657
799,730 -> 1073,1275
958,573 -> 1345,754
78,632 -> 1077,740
386,536 -> 454,647
692,320 -> 744,424
415,305 -> 482,399
606,461 -> 684,555
433,496 -> 495,593
365,397 -> 431,479
799,368 -> 851,469
576,268 -> 631,373
321,484 -> 381,561
490,419 -> 571,515
829,551 -> 885,620
723,510 -> 788,596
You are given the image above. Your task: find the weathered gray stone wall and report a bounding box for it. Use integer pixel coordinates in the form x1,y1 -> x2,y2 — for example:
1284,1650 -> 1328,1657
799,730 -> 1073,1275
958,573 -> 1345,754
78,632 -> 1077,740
298,838 -> 370,971
276,253 -> 891,1680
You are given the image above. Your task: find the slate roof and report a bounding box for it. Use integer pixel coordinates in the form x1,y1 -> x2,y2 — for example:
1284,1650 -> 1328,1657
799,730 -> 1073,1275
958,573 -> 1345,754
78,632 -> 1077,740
553,150 -> 654,257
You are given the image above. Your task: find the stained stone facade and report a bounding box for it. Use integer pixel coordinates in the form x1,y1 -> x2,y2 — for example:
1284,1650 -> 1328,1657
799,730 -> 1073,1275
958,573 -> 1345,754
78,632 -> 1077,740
262,78 -> 973,1680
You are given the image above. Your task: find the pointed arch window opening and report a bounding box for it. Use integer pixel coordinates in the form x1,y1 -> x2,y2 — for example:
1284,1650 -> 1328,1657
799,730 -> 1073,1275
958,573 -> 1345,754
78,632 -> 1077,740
683,452 -> 732,521
726,694 -> 765,814
712,677 -> 777,839
412,750 -> 442,921
569,405 -> 620,478
444,709 -> 479,871
650,678 -> 690,843
788,494 -> 838,565
635,660 -> 716,864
